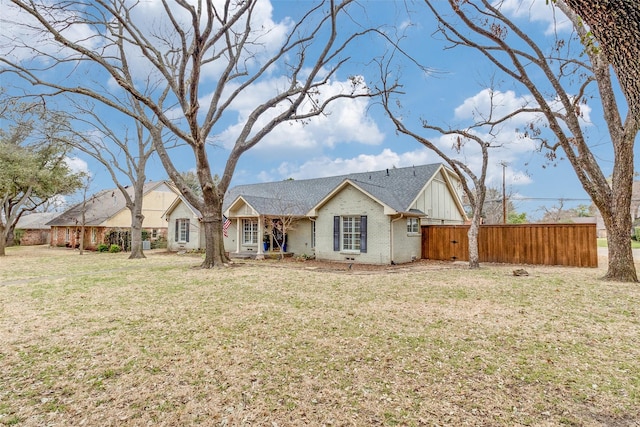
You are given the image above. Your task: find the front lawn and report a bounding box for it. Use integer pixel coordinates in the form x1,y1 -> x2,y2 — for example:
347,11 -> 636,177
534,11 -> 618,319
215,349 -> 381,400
597,238 -> 640,248
1,246 -> 639,426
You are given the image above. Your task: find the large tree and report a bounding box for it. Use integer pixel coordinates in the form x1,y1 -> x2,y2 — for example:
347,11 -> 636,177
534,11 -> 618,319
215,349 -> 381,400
563,0 -> 640,121
0,100 -> 85,256
1,0 -> 384,268
421,0 -> 638,282
62,98 -> 161,259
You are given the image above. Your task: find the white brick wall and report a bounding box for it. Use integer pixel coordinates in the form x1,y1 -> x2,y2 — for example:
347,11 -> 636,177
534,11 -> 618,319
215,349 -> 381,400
315,185 -> 392,264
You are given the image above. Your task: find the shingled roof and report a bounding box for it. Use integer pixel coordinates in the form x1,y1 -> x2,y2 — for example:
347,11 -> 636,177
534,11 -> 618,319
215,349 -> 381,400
223,163 -> 446,216
15,212 -> 59,230
47,181 -> 173,226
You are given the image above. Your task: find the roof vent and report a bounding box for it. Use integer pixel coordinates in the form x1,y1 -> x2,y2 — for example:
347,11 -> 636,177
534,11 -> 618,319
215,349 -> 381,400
386,168 -> 389,176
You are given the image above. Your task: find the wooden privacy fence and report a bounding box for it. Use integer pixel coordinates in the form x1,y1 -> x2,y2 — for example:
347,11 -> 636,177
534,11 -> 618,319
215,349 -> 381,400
422,223 -> 598,267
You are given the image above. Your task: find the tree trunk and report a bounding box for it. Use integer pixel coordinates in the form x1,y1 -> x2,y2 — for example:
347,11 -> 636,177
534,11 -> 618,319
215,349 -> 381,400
200,200 -> 229,268
467,211 -> 481,269
0,224 -> 6,256
129,211 -> 146,259
603,218 -> 637,282
79,225 -> 85,255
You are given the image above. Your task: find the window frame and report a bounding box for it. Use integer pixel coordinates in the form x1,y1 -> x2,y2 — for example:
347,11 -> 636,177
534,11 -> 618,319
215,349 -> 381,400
176,218 -> 189,243
342,216 -> 361,252
242,218 -> 259,245
407,217 -> 420,234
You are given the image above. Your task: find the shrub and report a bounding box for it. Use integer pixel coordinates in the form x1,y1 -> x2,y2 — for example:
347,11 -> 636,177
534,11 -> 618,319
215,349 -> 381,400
109,244 -> 121,253
97,244 -> 109,252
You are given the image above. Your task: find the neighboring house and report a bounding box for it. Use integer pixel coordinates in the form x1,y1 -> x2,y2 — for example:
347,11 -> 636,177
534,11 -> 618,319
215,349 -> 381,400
164,164 -> 467,264
13,212 -> 59,246
47,181 -> 180,250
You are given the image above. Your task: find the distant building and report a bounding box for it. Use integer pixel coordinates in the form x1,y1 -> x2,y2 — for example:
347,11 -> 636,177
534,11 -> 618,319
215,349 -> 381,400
47,181 -> 179,250
14,212 -> 59,246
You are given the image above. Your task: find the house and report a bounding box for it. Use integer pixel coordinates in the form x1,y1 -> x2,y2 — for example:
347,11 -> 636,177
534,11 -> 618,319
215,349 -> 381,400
164,164 -> 467,264
47,180 -> 180,250
13,212 -> 59,246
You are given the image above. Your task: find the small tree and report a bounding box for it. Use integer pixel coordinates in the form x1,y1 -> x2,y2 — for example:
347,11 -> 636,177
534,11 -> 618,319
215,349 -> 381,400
263,190 -> 305,260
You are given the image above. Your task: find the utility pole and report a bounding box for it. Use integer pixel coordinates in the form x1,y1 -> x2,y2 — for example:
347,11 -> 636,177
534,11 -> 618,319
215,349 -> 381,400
500,162 -> 507,224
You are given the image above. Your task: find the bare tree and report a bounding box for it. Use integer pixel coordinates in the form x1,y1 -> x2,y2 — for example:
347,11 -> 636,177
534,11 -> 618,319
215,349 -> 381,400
262,192 -> 305,260
381,73 -> 513,268
1,0 -> 385,268
420,0 -> 638,282
61,97 -> 160,259
75,174 -> 94,256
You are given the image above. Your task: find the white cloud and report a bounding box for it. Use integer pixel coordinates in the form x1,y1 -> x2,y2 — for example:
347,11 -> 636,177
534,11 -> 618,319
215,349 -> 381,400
1,3 -> 100,63
498,0 -> 572,35
216,76 -> 384,153
257,146 -> 532,191
265,148 -> 431,180
65,156 -> 89,175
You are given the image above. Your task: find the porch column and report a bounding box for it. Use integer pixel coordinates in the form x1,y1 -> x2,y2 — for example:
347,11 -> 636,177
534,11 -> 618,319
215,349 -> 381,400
235,218 -> 241,254
256,215 -> 265,260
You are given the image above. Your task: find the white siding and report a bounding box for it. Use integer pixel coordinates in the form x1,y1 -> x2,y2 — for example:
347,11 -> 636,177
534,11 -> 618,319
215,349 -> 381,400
286,219 -> 314,257
166,203 -> 202,251
391,218 -> 422,264
411,170 -> 465,224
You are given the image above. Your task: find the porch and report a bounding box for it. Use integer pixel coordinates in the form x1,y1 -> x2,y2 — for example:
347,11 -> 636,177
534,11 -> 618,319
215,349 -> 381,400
229,250 -> 294,260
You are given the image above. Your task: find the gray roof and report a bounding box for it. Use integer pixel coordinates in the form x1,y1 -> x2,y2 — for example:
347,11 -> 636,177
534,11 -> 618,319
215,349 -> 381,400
47,181 -> 173,226
223,163 -> 444,216
15,212 -> 59,230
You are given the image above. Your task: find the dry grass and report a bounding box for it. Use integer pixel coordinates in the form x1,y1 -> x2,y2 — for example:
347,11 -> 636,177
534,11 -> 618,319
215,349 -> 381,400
1,246 -> 639,426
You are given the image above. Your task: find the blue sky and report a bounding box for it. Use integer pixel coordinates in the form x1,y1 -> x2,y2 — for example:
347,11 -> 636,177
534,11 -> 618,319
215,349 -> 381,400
3,0 -> 637,220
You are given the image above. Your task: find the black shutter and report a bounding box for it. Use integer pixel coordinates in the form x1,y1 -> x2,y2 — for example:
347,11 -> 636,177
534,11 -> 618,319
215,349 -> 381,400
175,219 -> 179,241
185,219 -> 190,242
360,215 -> 367,253
333,216 -> 340,251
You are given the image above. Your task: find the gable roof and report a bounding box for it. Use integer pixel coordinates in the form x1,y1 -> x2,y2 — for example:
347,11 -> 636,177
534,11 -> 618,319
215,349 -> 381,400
162,194 -> 202,220
15,212 -> 59,230
224,163 -> 451,217
47,180 -> 176,227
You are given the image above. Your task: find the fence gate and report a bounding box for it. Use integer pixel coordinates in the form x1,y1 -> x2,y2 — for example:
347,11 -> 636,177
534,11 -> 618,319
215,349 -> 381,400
422,223 -> 598,267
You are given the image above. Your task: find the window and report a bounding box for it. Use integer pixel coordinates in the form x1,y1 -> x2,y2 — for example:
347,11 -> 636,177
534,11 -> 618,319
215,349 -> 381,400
342,216 -> 361,251
407,218 -> 420,234
65,227 -> 70,242
175,218 -> 190,242
243,219 -> 258,244
334,215 -> 367,253
91,227 -> 97,244
311,221 -> 316,249
152,229 -> 158,239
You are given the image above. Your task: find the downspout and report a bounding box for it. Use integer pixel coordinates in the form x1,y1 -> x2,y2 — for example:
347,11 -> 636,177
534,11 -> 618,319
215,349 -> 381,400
390,214 -> 405,264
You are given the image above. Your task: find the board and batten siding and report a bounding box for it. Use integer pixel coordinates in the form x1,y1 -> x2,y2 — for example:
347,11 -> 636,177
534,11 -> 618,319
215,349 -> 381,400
412,170 -> 465,224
